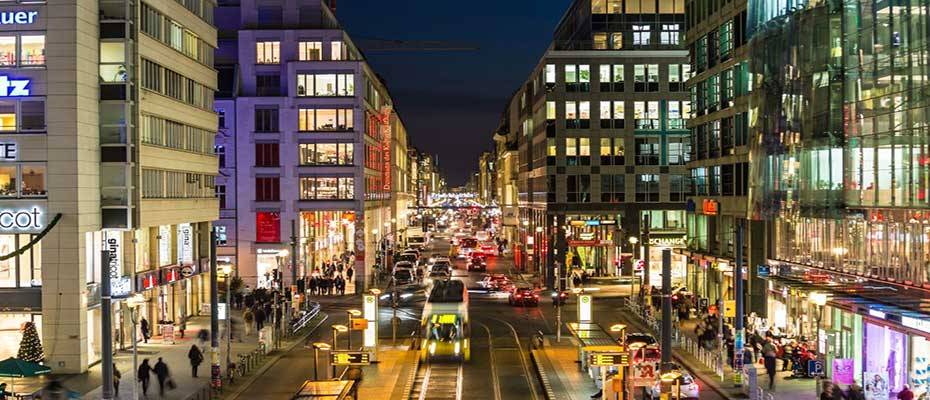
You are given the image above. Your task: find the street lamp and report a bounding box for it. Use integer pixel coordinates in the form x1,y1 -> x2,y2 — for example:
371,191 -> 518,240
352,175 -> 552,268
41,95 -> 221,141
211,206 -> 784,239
346,309 -> 361,349
331,324 -> 348,377
610,323 -> 627,341
311,342 -> 331,380
126,293 -> 146,400
660,371 -> 684,399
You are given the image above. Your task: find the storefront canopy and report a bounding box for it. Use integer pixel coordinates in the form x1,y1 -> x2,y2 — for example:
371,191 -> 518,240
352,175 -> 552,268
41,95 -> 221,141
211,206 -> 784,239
765,275 -> 930,323
566,322 -> 618,347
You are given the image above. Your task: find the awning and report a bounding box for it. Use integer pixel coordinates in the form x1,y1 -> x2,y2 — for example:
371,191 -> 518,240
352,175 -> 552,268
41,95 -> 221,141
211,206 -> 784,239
566,322 -> 617,347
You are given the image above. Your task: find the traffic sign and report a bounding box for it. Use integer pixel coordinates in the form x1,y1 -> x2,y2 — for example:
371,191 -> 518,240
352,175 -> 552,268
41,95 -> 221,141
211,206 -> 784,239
331,351 -> 371,366
630,361 -> 659,387
724,300 -> 736,318
808,360 -> 824,376
588,352 -> 628,366
180,265 -> 194,277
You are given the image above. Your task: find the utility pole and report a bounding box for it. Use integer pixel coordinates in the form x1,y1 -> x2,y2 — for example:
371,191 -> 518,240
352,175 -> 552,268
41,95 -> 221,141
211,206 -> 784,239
642,213 -> 651,306
555,261 -> 562,342
734,220 -> 745,386
101,250 -> 114,400
210,229 -> 220,390
291,219 -> 298,300
661,249 -> 672,373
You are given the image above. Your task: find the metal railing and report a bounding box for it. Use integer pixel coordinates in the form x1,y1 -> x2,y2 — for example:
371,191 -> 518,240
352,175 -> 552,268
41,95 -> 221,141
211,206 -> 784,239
290,302 -> 322,333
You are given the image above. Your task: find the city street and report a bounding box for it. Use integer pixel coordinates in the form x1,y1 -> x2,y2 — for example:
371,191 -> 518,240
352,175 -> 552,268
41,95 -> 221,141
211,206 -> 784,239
231,237 -> 727,400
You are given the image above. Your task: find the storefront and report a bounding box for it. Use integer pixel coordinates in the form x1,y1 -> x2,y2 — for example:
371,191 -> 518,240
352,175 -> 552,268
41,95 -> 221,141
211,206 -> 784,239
643,232 -> 688,288
0,312 -> 41,360
255,248 -> 287,288
300,210 -> 356,273
565,215 -> 620,276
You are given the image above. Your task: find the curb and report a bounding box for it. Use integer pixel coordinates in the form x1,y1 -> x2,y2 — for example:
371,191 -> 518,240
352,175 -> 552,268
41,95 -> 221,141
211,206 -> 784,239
219,313 -> 330,399
530,349 -> 558,400
617,308 -> 745,400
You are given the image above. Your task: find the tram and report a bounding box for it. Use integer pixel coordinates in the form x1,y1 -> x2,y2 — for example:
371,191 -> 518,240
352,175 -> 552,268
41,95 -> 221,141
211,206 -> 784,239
420,279 -> 470,362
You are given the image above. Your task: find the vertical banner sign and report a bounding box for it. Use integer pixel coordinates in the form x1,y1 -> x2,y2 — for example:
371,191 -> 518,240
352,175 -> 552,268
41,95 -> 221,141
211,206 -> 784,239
363,294 -> 377,347
103,231 -> 131,298
734,329 -> 744,385
578,294 -> 592,322
380,109 -> 391,193
177,223 -> 193,265
158,225 -> 171,266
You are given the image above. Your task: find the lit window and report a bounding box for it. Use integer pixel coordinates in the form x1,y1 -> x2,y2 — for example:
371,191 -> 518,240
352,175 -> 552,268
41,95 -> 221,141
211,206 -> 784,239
600,101 -> 611,120
546,101 -> 556,120
579,101 -> 590,120
578,65 -> 590,83
21,165 -> 45,197
565,65 -> 577,83
594,33 -> 608,49
299,41 -> 322,61
579,138 -> 590,156
610,33 -> 623,49
660,24 -> 680,45
0,166 -> 14,196
256,41 -> 280,64
0,101 -> 14,131
545,64 -> 556,83
21,35 -> 44,65
565,101 -> 577,119
633,25 -> 651,45
331,41 -> 344,60
566,138 -> 578,156
0,37 -> 13,66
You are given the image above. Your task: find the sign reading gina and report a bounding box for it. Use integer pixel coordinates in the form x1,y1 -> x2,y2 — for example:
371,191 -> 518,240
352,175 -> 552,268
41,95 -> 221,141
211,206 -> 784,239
0,75 -> 29,97
0,11 -> 37,26
0,206 -> 43,232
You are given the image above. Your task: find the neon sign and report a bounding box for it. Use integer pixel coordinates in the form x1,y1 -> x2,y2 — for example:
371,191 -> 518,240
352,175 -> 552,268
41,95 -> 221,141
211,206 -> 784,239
0,75 -> 30,97
0,11 -> 37,26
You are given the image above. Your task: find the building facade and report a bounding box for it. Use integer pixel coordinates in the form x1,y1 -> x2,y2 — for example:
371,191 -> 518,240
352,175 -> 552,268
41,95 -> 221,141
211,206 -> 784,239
681,0 -> 767,314
509,0 -> 691,287
749,0 -> 930,392
0,0 -> 219,373
213,0 -> 409,292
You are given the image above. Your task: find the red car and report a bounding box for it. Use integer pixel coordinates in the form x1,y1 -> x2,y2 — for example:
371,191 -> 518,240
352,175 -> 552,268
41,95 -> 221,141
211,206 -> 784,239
508,287 -> 539,306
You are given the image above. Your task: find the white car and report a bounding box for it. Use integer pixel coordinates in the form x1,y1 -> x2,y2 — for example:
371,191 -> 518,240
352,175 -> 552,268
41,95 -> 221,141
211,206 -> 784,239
646,370 -> 699,400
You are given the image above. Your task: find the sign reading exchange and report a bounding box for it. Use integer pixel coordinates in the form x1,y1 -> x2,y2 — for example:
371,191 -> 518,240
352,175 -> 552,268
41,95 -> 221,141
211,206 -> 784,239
0,206 -> 44,232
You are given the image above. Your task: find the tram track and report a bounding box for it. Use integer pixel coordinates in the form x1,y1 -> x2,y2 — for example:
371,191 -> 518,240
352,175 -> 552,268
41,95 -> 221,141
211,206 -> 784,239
408,361 -> 464,400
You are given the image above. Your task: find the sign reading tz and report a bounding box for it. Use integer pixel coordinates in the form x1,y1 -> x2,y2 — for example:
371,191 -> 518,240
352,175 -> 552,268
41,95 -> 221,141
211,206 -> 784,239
0,76 -> 30,97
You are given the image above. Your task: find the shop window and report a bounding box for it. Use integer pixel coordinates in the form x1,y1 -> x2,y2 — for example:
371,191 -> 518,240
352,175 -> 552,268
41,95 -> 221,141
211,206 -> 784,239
0,101 -> 14,131
256,211 -> 281,243
299,176 -> 354,199
298,41 -> 322,61
256,41 -> 280,64
21,165 -> 45,196
298,143 -> 354,165
0,235 -> 13,287
20,35 -> 44,66
0,37 -> 14,66
0,166 -> 14,196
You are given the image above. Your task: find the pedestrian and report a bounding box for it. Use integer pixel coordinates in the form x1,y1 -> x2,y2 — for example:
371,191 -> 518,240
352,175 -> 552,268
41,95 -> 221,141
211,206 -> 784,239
255,307 -> 266,331
832,380 -> 847,400
243,308 -> 254,336
335,275 -> 345,295
188,344 -> 203,377
821,382 -> 834,400
138,358 -> 152,397
197,328 -> 209,348
899,385 -> 915,400
346,266 -> 354,283
153,357 -> 172,398
847,382 -> 865,400
0,383 -> 10,400
309,276 -> 318,295
140,316 -> 150,343
762,338 -> 777,389
112,363 -> 121,397
177,314 -> 186,338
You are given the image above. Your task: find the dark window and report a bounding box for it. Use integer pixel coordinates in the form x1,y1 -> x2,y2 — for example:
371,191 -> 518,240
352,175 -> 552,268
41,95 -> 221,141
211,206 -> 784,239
215,145 -> 225,168
566,175 -> 591,203
635,174 -> 660,202
257,6 -> 283,27
216,184 -> 226,208
216,108 -> 226,128
256,74 -> 281,96
255,142 -> 280,167
635,137 -> 660,165
600,174 -> 625,203
254,107 -> 278,132
255,177 -> 280,201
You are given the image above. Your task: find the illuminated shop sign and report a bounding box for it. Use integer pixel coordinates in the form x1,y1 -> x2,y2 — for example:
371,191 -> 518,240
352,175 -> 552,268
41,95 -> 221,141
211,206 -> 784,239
903,316 -> 930,335
648,235 -> 687,247
0,11 -> 37,26
104,231 -> 132,298
0,75 -> 30,97
0,206 -> 43,232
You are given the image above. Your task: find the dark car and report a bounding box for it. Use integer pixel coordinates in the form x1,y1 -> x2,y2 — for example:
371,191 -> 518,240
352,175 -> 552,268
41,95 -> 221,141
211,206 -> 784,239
393,269 -> 414,285
508,287 -> 539,306
467,257 -> 487,272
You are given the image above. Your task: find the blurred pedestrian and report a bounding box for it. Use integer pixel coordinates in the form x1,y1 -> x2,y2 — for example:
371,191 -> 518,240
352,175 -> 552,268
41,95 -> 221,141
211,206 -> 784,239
138,358 -> 152,397
177,314 -> 186,338
112,363 -> 121,397
140,316 -> 150,343
762,338 -> 777,389
188,344 -> 203,377
153,357 -> 172,398
255,307 -> 266,331
899,385 -> 914,400
243,308 -> 254,336
346,266 -> 354,283
847,382 -> 865,400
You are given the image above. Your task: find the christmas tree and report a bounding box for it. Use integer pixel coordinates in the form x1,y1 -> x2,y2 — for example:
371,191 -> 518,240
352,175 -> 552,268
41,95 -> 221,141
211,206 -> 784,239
17,321 -> 43,363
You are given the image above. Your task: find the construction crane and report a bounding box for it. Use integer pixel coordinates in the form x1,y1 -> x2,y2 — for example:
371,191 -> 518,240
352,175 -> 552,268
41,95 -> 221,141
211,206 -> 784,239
354,37 -> 479,53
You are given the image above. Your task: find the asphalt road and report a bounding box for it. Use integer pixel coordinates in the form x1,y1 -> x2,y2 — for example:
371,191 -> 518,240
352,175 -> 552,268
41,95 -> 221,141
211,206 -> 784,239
232,236 -> 725,400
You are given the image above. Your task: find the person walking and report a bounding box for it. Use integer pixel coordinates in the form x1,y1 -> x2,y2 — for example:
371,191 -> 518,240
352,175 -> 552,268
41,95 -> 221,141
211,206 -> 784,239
177,314 -> 186,339
138,358 -> 153,397
112,363 -> 121,397
243,308 -> 254,336
308,276 -> 318,295
153,357 -> 171,398
255,306 -> 266,331
821,382 -> 835,400
188,344 -> 203,377
140,316 -> 150,343
762,338 -> 777,390
346,266 -> 354,283
335,275 -> 346,295
847,382 -> 865,400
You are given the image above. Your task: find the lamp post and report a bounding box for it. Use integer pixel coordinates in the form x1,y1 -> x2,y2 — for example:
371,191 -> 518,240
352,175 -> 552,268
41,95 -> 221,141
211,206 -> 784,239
522,219 -> 530,271
811,291 -> 828,394
331,324 -> 348,377
535,225 -> 543,276
312,342 -> 331,381
127,293 -> 146,400
346,309 -> 361,349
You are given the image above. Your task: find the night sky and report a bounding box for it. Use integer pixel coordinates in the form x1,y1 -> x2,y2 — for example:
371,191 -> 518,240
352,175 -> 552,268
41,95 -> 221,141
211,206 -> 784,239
337,0 -> 568,187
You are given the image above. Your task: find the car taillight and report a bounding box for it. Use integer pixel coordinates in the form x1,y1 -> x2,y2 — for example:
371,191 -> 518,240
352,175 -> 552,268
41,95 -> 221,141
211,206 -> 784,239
534,294 -> 539,298
516,294 -> 522,298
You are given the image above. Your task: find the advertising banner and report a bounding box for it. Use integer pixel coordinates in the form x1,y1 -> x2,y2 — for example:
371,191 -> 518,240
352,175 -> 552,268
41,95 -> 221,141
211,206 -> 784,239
833,358 -> 854,385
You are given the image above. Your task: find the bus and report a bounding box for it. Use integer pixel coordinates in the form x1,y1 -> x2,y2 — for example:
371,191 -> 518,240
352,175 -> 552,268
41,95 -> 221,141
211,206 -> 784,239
420,279 -> 470,362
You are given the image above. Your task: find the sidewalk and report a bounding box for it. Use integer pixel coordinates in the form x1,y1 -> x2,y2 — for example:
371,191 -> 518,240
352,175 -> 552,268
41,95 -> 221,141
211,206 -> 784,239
8,308 -> 322,400
530,339 -> 598,400
617,300 -> 817,400
357,343 -> 418,399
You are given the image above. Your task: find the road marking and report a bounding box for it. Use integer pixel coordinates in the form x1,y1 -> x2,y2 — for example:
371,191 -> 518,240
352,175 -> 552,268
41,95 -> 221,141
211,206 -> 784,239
488,317 -> 540,400
479,322 -> 504,400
